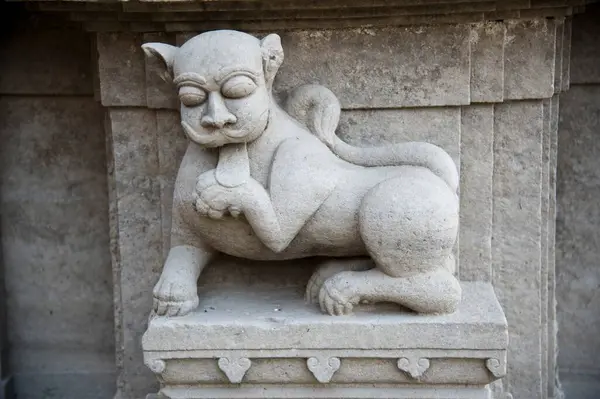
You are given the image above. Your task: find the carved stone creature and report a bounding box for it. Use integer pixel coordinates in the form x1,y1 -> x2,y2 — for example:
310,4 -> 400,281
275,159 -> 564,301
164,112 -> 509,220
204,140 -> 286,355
142,30 -> 461,317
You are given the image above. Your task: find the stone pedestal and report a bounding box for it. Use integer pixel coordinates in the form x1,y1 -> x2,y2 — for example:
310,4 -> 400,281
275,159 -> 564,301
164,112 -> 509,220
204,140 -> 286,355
143,264 -> 507,399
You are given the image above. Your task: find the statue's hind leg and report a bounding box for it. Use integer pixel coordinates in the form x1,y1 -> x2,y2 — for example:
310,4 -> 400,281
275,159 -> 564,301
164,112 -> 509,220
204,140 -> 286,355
318,169 -> 461,316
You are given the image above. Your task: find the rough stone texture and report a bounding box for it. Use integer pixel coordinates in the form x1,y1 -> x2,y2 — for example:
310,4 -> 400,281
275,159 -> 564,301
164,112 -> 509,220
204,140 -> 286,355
337,108 -> 460,164
556,85 -> 600,397
459,105 -> 494,281
555,6 -> 600,399
97,32 -> 147,107
143,278 -> 507,398
105,108 -> 162,399
492,101 -> 544,399
274,26 -> 471,108
470,22 -> 505,103
0,11 -> 92,96
503,19 -> 557,100
0,97 -> 115,399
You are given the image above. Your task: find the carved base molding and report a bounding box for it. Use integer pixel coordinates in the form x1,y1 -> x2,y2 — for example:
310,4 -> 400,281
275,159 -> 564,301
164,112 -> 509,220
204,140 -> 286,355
148,385 -> 492,399
143,281 -> 507,399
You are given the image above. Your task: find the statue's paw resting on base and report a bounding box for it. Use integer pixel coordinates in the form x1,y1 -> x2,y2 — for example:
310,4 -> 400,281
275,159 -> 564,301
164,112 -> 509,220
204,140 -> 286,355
315,268 -> 462,316
152,274 -> 199,317
305,258 -> 374,305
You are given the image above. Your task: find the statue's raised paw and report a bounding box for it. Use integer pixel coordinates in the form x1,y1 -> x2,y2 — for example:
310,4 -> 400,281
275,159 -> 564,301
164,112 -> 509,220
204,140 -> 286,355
194,184 -> 244,220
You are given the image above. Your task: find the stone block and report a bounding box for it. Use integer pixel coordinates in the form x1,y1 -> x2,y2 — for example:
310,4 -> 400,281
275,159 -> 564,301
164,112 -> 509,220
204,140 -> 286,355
273,26 -> 471,109
337,108 -> 460,165
470,22 -> 505,103
556,86 -> 600,376
570,4 -> 600,84
459,105 -> 494,281
504,19 -> 557,100
106,108 -> 162,398
0,24 -> 92,95
143,276 -> 507,398
97,32 -> 147,106
0,97 -> 114,392
492,101 -> 544,399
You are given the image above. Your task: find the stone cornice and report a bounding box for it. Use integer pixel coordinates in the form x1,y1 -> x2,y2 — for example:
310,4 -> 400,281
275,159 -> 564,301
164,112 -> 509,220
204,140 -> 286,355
19,0 -> 597,32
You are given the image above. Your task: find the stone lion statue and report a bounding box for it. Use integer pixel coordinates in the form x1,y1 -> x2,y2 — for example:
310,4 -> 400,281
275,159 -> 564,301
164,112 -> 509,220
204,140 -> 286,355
142,29 -> 461,317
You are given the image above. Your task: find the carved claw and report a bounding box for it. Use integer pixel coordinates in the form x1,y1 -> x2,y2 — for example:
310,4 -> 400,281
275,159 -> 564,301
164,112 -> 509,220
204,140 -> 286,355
318,273 -> 360,316
152,275 -> 199,317
307,261 -> 373,307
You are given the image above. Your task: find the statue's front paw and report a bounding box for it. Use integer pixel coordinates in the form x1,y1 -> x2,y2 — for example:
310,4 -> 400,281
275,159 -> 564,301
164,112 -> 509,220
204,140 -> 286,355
193,185 -> 242,220
318,272 -> 360,316
152,276 -> 199,317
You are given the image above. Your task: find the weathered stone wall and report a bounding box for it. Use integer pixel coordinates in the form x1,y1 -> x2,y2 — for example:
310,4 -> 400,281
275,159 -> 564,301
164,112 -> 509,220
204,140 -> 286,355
556,4 -> 600,399
0,6 -> 115,399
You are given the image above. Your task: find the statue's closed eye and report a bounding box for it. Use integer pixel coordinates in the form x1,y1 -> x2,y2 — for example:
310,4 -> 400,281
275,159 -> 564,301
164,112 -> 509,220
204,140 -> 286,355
179,86 -> 207,107
221,75 -> 257,99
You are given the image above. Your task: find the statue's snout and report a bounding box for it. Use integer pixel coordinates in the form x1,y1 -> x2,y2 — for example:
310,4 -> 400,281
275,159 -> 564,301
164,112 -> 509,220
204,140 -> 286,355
200,92 -> 237,129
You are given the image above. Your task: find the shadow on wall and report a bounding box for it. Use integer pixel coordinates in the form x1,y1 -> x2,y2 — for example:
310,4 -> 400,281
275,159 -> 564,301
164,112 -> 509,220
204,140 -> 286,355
556,4 -> 600,399
0,4 -> 117,399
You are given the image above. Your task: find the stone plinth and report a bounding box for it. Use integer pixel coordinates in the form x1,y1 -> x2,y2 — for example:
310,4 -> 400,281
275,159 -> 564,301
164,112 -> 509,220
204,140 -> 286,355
143,278 -> 507,399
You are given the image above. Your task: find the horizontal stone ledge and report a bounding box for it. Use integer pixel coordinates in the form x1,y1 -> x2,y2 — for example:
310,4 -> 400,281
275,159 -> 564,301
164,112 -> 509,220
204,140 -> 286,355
80,10 -> 580,33
22,0 -> 593,13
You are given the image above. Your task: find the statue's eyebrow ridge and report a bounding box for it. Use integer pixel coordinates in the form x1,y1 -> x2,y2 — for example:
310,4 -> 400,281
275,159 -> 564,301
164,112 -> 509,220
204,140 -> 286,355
215,66 -> 261,83
174,72 -> 207,86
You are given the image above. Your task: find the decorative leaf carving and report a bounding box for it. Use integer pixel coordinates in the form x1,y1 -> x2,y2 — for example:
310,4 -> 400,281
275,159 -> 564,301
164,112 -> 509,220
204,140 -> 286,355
397,356 -> 430,379
307,356 -> 341,383
218,357 -> 252,383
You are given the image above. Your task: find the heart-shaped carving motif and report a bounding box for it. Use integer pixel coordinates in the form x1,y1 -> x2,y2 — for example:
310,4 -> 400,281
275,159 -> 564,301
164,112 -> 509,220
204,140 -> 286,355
397,356 -> 430,379
217,357 -> 252,383
307,356 -> 341,383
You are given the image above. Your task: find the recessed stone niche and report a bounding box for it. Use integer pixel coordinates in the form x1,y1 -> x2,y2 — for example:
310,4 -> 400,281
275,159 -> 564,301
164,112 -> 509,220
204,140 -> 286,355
50,1 -> 575,397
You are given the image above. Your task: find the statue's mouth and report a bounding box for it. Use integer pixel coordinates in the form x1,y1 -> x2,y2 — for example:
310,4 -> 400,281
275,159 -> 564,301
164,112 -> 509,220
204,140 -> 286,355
181,121 -> 224,147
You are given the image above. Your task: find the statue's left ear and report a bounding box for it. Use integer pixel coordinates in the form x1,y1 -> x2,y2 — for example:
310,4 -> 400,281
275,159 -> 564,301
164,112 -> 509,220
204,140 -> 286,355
260,34 -> 284,87
141,42 -> 178,78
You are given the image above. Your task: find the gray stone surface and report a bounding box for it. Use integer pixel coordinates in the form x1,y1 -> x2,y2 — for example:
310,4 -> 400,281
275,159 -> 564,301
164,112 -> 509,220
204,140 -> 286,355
492,101 -> 544,399
143,278 -> 507,398
144,281 -> 506,351
504,19 -> 557,100
470,22 -> 505,103
97,32 -> 147,106
273,26 -> 471,108
0,97 -> 115,398
105,108 -> 162,399
556,85 -> 600,382
459,105 -> 494,281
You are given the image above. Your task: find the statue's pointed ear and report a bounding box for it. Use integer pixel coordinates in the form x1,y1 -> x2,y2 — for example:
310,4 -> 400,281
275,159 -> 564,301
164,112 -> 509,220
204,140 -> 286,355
260,34 -> 284,87
142,42 -> 178,75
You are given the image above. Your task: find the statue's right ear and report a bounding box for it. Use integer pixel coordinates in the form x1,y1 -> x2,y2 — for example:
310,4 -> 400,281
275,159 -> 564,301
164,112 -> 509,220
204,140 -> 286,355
141,43 -> 178,75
